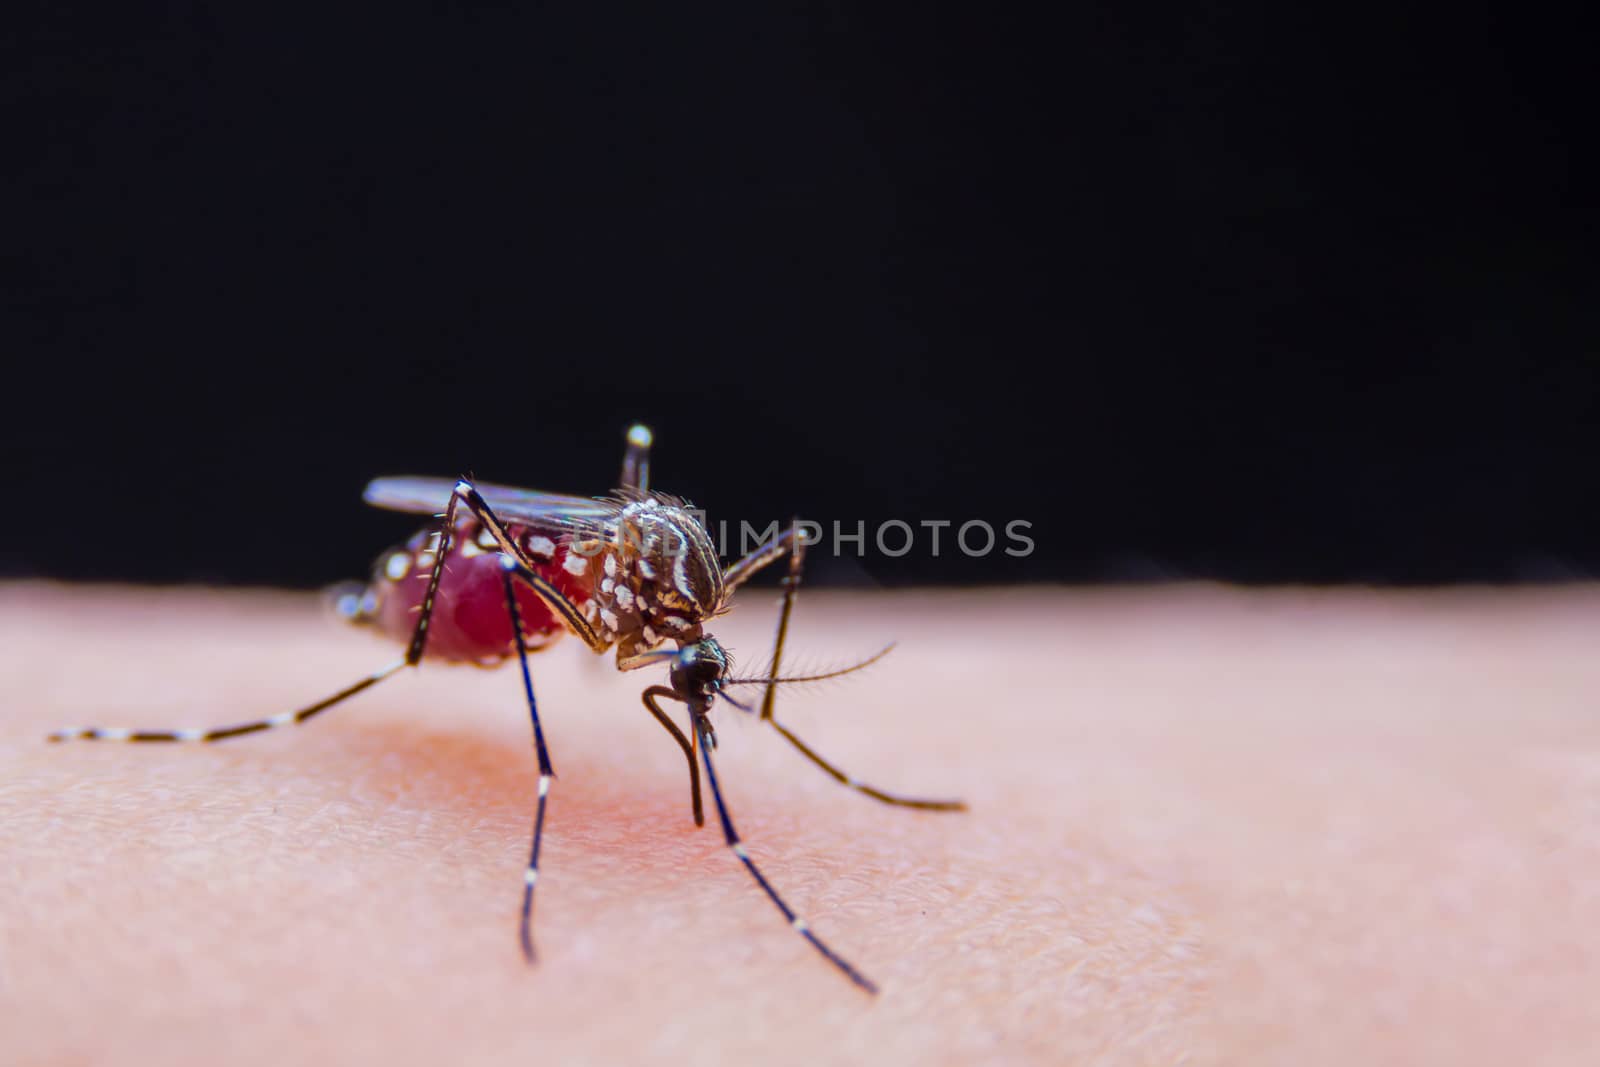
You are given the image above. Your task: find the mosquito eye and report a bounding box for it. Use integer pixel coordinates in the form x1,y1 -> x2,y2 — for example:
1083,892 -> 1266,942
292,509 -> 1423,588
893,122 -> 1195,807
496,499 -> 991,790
668,645 -> 723,694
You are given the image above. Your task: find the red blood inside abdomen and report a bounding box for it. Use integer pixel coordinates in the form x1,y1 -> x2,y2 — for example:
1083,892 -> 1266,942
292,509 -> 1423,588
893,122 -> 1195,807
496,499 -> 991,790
371,524 -> 590,663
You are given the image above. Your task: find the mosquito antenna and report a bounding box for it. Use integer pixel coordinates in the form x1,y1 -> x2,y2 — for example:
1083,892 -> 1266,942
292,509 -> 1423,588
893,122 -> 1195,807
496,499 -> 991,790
721,643 -> 895,687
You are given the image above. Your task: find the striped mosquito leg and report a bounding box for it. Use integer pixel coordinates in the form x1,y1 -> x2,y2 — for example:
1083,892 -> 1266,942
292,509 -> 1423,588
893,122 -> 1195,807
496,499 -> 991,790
46,491 -> 469,745
500,560 -> 556,963
620,423 -> 652,493
47,660 -> 408,743
694,714 -> 878,994
757,518 -> 806,723
455,481 -> 611,654
404,484 -> 467,665
755,520 -> 967,812
763,720 -> 966,811
720,522 -> 798,593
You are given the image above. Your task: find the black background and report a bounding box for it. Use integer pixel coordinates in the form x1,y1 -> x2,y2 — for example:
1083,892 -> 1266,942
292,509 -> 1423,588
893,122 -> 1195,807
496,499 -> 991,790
5,6 -> 1593,587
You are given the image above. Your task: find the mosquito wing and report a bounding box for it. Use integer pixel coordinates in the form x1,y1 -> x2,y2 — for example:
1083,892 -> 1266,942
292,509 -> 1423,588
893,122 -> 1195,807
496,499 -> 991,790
362,476 -> 620,532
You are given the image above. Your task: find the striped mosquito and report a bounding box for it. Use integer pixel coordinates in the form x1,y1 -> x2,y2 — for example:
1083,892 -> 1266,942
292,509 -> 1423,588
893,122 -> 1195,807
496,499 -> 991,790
49,424 -> 965,993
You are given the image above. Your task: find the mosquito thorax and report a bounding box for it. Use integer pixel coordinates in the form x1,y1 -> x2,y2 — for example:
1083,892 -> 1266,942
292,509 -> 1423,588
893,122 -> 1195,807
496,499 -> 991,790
669,637 -> 730,703
562,495 -> 726,654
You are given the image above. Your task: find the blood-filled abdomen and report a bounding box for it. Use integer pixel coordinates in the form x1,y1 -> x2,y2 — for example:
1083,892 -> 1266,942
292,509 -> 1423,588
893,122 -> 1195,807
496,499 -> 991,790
350,520 -> 591,664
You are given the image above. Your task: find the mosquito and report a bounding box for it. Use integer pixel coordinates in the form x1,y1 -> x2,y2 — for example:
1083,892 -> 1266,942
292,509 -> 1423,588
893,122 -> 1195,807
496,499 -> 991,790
49,423 -> 965,993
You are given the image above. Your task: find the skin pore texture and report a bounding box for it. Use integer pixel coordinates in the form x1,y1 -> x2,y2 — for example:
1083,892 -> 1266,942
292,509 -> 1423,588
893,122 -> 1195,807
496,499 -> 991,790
2,582 -> 1596,1065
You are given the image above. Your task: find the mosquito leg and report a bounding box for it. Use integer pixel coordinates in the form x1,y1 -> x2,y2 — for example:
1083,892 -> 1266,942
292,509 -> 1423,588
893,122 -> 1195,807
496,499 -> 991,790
748,520 -> 967,813
721,523 -> 799,592
642,685 -> 704,827
47,661 -> 410,743
620,423 -> 653,493
498,561 -> 558,962
402,488 -> 468,666
763,720 -> 967,812
692,711 -> 878,994
47,491 -> 472,744
452,480 -> 611,653
757,519 -> 806,724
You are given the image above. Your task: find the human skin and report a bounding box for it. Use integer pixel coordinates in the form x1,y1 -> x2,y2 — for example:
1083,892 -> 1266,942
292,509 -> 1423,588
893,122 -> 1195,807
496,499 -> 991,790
2,583 -> 1596,1065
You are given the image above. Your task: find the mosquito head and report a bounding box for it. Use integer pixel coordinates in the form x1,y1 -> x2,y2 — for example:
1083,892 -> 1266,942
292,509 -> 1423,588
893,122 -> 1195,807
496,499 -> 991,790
668,636 -> 730,710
